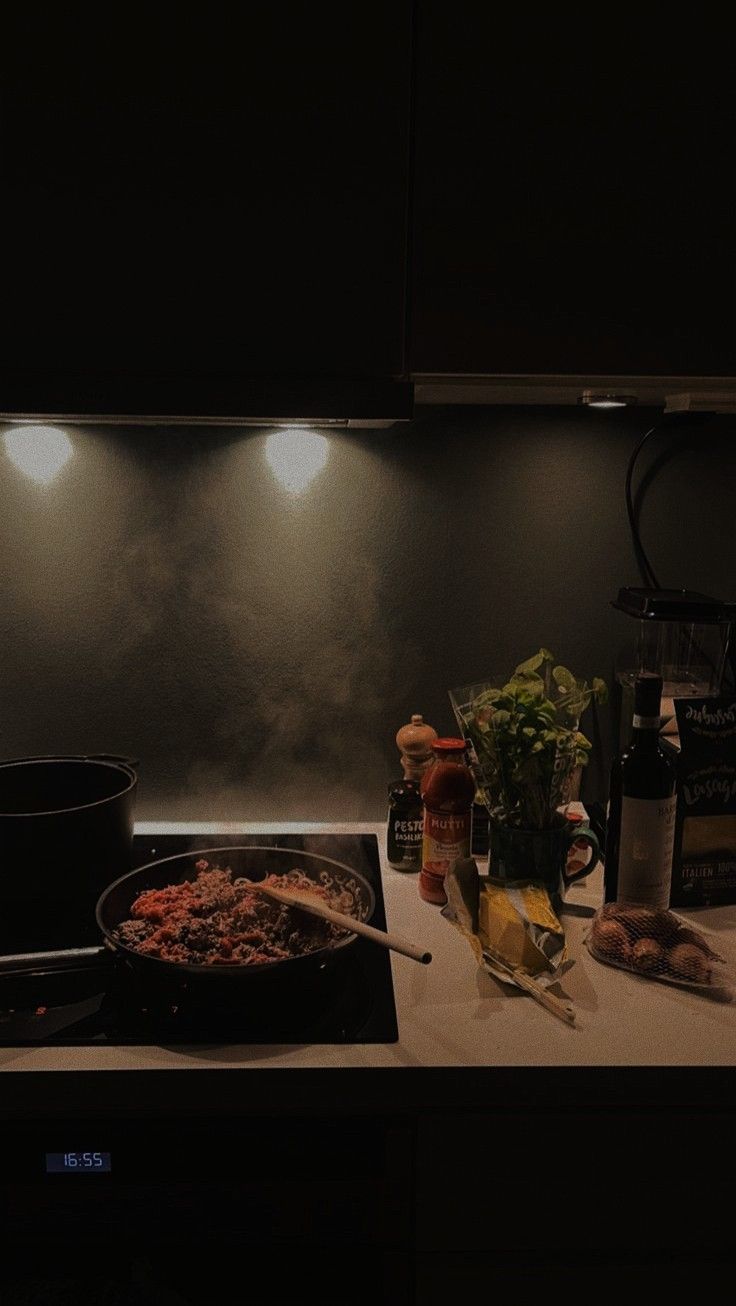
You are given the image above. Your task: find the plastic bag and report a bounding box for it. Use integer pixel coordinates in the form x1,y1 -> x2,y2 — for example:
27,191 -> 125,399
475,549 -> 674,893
585,902 -> 733,1000
442,857 -> 571,990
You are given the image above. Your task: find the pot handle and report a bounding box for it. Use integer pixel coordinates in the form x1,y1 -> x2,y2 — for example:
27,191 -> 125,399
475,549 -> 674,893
83,753 -> 140,769
0,945 -> 109,976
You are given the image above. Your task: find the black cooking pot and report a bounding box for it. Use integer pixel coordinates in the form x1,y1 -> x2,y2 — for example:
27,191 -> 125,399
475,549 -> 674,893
0,754 -> 138,952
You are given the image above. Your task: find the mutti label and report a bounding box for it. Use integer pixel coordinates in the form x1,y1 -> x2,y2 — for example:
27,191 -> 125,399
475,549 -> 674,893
425,813 -> 469,837
422,809 -> 471,872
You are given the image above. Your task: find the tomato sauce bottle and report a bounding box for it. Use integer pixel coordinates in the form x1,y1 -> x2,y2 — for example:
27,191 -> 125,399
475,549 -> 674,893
419,738 -> 475,905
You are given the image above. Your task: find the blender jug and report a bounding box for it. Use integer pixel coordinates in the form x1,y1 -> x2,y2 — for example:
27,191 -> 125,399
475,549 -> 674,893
612,588 -> 735,748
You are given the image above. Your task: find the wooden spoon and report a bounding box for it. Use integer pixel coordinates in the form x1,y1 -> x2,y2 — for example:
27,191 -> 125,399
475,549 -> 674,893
246,879 -> 432,965
482,946 -> 576,1026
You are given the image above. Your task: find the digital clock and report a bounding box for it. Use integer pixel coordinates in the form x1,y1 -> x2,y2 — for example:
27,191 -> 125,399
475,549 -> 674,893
45,1152 -> 111,1173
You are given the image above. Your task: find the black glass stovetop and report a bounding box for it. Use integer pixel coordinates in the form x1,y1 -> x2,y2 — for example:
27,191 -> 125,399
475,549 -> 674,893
0,833 -> 398,1046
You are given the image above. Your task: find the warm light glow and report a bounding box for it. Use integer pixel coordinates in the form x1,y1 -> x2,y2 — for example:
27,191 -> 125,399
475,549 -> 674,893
2,425 -> 74,485
264,428 -> 329,493
578,392 -> 637,410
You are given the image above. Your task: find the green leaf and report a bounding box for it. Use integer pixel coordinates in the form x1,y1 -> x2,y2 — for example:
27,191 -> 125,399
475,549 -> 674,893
513,653 -> 543,676
513,648 -> 553,677
522,679 -> 546,698
552,665 -> 576,691
475,687 -> 503,706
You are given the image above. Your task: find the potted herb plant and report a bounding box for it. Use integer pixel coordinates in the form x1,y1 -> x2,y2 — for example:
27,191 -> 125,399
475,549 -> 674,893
450,650 -> 607,894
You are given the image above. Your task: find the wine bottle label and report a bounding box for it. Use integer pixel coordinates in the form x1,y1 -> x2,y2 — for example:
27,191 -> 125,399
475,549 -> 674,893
632,714 -> 661,730
618,794 -> 677,907
422,810 -> 471,876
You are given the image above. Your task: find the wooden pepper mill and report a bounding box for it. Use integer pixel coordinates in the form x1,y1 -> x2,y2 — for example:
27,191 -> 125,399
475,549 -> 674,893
396,714 -> 438,782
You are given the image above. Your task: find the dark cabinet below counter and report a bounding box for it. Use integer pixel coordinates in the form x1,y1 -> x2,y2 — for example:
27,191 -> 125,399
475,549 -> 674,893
1,1113 -> 415,1306
2,1093 -> 734,1302
414,1105 -> 736,1297
410,9 -> 736,379
416,1109 -> 736,1254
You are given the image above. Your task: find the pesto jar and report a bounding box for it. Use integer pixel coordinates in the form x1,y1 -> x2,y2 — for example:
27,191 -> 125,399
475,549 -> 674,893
386,779 -> 423,871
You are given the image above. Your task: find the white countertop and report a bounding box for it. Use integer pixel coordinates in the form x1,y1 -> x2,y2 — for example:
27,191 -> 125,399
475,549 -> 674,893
2,820 -> 735,1073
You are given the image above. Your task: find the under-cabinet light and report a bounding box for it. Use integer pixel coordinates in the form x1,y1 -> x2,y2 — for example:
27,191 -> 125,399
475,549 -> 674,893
2,424 -> 74,484
578,392 -> 638,409
264,427 -> 329,493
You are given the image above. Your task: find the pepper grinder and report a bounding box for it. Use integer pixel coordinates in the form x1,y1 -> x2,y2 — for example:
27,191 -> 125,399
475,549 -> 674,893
396,714 -> 438,782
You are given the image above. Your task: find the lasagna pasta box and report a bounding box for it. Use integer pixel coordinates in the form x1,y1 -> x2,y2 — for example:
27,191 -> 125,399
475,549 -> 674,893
670,696 -> 736,906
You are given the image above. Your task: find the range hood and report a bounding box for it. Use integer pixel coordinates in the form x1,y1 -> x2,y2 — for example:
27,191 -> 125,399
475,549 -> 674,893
0,371 -> 414,428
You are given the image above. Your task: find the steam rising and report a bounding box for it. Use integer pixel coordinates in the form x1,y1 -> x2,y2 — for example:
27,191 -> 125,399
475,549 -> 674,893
0,425 -> 430,821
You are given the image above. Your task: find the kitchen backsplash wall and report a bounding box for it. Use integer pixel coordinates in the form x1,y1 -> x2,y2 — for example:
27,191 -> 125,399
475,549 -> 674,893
1,406 -> 734,820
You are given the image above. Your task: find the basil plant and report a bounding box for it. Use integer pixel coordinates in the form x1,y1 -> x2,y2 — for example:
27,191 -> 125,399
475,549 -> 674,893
449,649 -> 607,830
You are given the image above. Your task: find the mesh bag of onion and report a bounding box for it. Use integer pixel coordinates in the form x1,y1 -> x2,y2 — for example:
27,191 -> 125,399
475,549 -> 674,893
585,903 -> 733,999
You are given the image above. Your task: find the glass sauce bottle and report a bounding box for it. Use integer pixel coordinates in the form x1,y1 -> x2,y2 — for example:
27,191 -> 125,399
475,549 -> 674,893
386,779 -> 424,871
419,738 -> 475,905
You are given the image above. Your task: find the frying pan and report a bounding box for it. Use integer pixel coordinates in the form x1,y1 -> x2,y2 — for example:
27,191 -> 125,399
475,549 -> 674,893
0,846 -> 375,1039
0,841 -> 375,992
93,841 -> 373,992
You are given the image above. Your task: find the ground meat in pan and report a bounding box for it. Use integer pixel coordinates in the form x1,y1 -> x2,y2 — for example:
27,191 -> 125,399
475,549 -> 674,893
112,860 -> 361,966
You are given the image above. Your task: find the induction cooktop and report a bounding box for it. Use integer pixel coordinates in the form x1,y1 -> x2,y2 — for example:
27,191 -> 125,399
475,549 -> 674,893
0,832 -> 398,1046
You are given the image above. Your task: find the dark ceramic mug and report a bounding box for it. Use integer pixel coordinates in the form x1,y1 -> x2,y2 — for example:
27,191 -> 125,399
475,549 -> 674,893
488,816 -> 600,900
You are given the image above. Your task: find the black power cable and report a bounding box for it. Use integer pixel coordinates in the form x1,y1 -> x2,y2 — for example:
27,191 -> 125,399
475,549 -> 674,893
624,420 -> 665,589
624,411 -> 736,691
625,411 -> 721,589
728,640 -> 736,692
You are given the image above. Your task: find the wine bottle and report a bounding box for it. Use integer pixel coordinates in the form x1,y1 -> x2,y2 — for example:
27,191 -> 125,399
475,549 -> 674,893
604,673 -> 677,907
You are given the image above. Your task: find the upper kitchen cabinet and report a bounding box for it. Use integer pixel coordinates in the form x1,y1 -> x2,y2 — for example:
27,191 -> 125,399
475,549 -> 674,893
1,7 -> 413,420
410,11 -> 736,379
